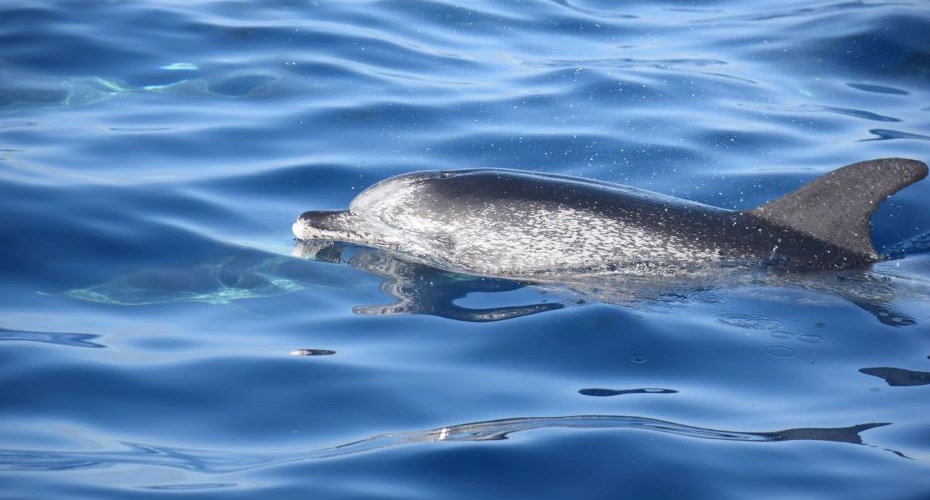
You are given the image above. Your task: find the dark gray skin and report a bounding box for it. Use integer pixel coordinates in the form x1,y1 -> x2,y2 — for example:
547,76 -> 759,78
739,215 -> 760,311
292,158 -> 927,279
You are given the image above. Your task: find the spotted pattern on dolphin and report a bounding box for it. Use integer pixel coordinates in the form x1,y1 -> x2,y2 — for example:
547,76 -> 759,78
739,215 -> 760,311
292,158 -> 927,279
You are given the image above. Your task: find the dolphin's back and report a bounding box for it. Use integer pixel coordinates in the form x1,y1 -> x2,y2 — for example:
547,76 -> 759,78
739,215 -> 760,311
342,169 -> 743,277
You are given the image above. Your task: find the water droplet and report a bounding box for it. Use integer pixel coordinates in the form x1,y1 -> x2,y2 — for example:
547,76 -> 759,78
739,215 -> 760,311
798,334 -> 824,344
630,354 -> 647,364
764,345 -> 797,358
771,330 -> 794,339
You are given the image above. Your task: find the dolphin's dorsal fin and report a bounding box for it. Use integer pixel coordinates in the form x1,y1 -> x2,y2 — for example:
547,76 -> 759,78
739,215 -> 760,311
747,158 -> 928,258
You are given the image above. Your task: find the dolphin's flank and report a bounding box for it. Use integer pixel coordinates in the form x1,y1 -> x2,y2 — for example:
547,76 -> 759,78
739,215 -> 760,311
292,158 -> 927,279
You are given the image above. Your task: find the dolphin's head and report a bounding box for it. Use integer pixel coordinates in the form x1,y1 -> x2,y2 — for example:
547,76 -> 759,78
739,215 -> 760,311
293,171 -> 450,243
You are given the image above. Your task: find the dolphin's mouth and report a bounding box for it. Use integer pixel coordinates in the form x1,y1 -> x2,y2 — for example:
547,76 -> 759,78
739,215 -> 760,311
293,210 -> 400,253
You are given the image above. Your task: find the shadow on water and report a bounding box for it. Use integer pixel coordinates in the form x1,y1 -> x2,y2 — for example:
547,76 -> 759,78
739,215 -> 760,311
0,414 -> 896,474
64,251 -> 310,306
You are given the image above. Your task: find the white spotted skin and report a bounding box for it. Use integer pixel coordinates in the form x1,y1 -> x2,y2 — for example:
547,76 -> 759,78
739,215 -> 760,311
293,170 -> 743,279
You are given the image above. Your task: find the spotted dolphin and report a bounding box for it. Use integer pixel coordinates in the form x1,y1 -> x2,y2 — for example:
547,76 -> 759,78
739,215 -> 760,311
292,158 -> 927,279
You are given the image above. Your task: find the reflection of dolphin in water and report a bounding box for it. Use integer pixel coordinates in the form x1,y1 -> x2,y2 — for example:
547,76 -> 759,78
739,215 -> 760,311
293,158 -> 927,278
294,240 -> 930,326
297,240 -> 565,322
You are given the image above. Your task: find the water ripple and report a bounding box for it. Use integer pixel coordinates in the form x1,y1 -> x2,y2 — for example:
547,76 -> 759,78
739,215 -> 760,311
798,104 -> 901,122
699,1 -> 911,23
140,482 -> 238,491
860,129 -> 930,142
847,82 -> 910,95
0,415 -> 892,474
579,388 -> 677,397
524,57 -> 730,69
0,327 -> 104,349
546,0 -> 638,19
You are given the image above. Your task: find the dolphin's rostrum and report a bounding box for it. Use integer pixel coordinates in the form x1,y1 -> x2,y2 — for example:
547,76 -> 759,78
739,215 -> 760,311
292,158 -> 927,279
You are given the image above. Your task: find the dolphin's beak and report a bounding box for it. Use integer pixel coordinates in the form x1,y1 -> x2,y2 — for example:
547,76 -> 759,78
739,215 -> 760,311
292,210 -> 348,240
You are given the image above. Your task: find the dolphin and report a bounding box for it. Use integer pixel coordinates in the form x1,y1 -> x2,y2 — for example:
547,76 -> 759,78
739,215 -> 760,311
291,158 -> 927,280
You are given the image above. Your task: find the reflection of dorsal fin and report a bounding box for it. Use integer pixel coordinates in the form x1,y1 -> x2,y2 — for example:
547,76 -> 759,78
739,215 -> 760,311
747,158 -> 927,258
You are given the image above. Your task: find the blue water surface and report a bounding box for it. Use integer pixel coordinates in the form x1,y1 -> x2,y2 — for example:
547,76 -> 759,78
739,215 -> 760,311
2,0 -> 930,498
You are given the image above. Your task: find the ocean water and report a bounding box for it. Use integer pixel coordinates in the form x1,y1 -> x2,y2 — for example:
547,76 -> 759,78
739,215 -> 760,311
2,0 -> 930,498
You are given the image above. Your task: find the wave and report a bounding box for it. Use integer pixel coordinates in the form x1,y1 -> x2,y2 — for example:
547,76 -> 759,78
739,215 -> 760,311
0,414 -> 893,474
